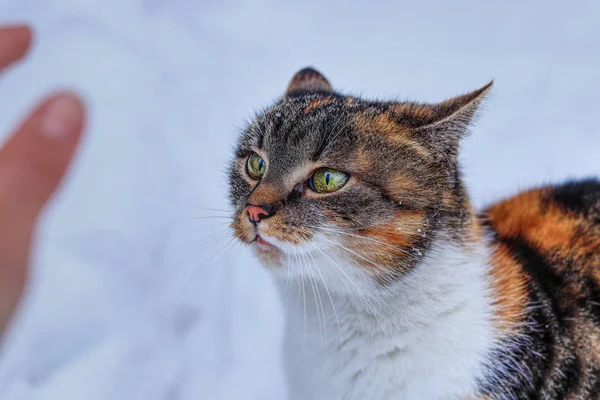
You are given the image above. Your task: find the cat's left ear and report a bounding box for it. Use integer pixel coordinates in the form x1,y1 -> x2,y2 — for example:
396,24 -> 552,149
285,67 -> 333,98
397,81 -> 493,156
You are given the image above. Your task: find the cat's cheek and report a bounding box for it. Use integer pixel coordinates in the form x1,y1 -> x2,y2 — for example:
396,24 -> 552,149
259,215 -> 314,246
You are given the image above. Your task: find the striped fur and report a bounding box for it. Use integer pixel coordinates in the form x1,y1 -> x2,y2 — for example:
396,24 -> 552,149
228,67 -> 600,399
480,180 -> 600,399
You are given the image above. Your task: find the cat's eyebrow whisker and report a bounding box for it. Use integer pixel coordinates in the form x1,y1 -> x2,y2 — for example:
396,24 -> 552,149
320,117 -> 351,157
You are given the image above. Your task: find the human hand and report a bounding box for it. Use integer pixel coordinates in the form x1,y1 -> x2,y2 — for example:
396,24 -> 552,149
0,25 -> 85,336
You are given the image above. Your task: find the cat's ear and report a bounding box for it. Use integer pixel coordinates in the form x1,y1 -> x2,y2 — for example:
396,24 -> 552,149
397,81 -> 493,156
285,67 -> 333,98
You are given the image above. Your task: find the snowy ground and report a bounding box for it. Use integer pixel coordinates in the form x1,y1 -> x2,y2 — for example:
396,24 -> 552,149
0,0 -> 598,399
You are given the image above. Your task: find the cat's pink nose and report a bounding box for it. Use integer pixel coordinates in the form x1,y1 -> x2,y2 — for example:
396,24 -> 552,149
246,204 -> 274,224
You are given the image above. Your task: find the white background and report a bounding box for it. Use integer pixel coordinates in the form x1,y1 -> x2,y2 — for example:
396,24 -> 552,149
0,0 -> 598,398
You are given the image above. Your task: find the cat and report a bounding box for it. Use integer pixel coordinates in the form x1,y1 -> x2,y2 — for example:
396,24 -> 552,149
229,67 -> 600,400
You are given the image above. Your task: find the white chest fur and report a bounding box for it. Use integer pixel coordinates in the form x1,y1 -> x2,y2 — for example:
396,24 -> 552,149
275,241 -> 496,400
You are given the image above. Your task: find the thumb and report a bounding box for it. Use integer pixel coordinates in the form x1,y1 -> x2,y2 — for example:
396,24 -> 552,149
0,92 -> 85,333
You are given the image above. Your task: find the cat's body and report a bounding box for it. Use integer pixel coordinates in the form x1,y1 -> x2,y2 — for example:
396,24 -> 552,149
282,238 -> 494,400
280,180 -> 600,400
229,68 -> 600,399
481,181 -> 600,399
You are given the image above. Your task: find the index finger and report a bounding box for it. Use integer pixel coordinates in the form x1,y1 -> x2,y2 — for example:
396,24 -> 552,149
0,25 -> 33,71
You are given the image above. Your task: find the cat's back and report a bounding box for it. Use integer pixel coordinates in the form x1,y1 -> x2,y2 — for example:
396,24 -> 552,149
480,178 -> 600,399
483,178 -> 600,275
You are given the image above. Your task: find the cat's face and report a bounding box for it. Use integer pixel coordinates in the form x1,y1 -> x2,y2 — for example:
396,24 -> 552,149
229,68 -> 490,288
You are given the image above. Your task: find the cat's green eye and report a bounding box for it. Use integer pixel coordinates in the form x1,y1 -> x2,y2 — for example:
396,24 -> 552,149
309,168 -> 349,193
246,153 -> 266,180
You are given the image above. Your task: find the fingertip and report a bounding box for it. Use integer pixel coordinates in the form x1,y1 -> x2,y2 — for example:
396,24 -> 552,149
0,24 -> 34,67
21,25 -> 34,51
40,91 -> 85,140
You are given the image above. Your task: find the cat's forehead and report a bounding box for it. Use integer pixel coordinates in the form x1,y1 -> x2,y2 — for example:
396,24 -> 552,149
243,95 -> 360,163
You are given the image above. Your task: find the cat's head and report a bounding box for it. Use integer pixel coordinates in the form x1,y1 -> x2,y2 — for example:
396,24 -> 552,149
229,67 -> 491,290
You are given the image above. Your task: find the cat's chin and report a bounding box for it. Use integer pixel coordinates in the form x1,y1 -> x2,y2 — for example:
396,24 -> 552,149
251,234 -> 283,267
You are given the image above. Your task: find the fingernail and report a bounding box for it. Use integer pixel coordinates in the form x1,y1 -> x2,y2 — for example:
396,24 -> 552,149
41,93 -> 81,139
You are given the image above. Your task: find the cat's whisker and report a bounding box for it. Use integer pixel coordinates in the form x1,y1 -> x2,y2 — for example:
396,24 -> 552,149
183,226 -> 235,253
306,245 -> 341,338
186,220 -> 234,233
282,248 -> 294,309
306,225 -> 421,260
167,234 -> 237,291
293,253 -> 303,325
306,252 -> 326,343
316,234 -> 417,293
317,235 -> 389,274
295,251 -> 308,338
293,233 -> 328,344
170,227 -> 235,280
304,213 -> 438,232
192,207 -> 233,213
321,117 -> 351,156
290,243 -> 315,337
312,244 -> 389,338
182,215 -> 233,221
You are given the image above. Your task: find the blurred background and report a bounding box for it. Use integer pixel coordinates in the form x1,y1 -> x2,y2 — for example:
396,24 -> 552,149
0,0 -> 598,398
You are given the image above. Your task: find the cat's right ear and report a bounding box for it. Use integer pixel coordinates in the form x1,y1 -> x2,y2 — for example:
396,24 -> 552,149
285,67 -> 333,98
391,82 -> 493,159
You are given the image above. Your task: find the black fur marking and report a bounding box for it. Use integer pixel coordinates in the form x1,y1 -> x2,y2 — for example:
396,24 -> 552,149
550,178 -> 600,219
478,221 -> 599,399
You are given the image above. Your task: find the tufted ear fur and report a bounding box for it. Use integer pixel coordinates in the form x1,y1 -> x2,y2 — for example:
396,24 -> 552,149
285,67 -> 333,98
392,81 -> 493,158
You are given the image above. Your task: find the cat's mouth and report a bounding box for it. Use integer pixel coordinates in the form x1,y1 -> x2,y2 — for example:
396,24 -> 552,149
255,235 -> 279,252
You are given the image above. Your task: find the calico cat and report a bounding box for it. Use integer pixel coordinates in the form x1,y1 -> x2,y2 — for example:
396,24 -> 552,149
229,67 -> 600,400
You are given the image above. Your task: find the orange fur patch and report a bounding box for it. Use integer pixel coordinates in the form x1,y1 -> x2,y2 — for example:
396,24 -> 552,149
389,103 -> 434,121
487,243 -> 529,334
486,188 -> 592,263
388,173 -> 417,194
353,112 -> 431,160
353,145 -> 374,173
344,210 -> 426,273
466,202 -> 484,243
304,97 -> 334,114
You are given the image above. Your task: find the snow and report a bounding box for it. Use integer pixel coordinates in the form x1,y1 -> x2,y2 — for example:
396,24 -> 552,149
0,0 -> 598,398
